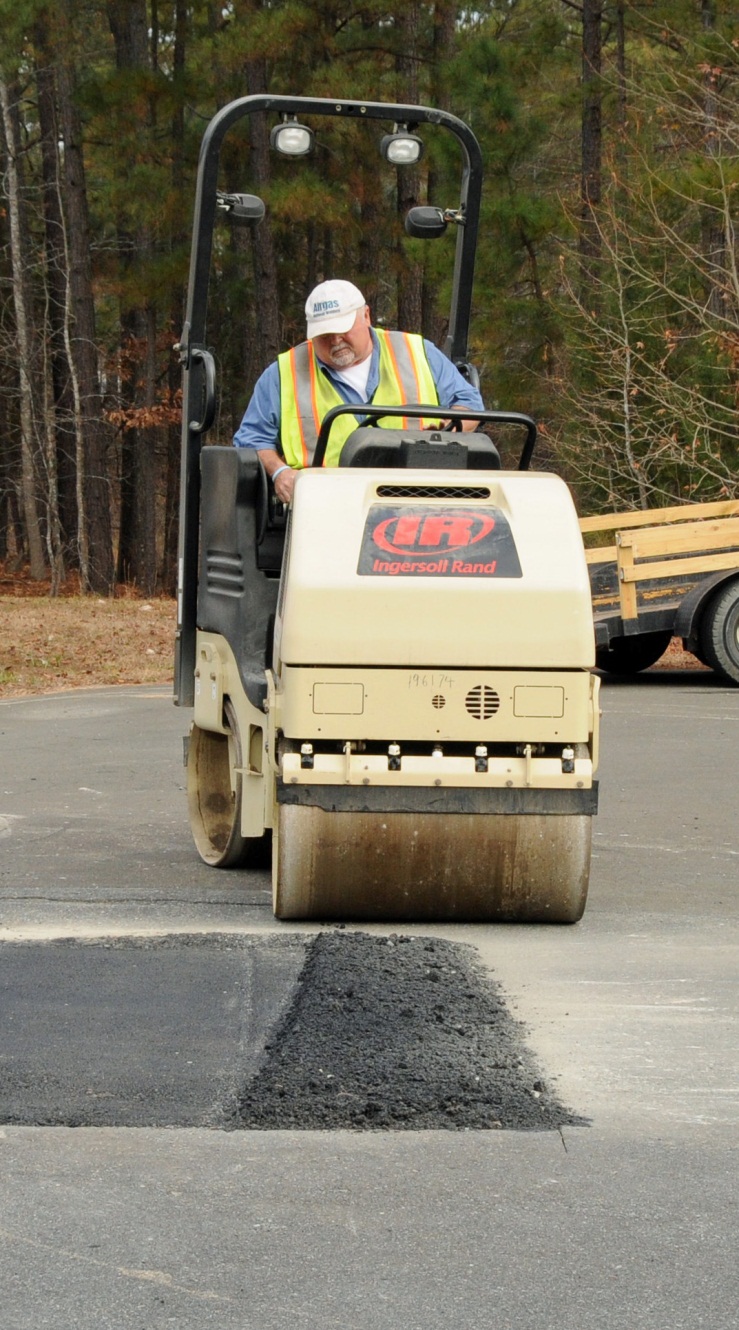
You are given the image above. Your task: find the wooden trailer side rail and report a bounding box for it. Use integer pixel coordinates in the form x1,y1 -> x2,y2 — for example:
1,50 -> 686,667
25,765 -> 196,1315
579,498 -> 739,537
579,500 -> 739,623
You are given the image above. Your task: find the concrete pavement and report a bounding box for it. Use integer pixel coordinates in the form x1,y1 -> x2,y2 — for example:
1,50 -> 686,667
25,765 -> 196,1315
0,672 -> 737,1327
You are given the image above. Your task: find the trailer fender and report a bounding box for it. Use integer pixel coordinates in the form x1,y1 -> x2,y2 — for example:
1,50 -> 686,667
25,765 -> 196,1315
674,567 -> 739,652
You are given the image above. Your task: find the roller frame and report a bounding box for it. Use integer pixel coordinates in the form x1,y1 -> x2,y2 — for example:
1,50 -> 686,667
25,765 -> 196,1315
175,97 -> 601,922
184,630 -> 598,920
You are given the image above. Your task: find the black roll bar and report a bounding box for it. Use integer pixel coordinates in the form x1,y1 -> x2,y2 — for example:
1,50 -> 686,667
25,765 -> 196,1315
175,95 -> 484,705
313,405 -> 538,470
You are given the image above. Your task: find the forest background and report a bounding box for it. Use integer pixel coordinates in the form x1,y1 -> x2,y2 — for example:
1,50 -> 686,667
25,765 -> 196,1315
0,0 -> 737,598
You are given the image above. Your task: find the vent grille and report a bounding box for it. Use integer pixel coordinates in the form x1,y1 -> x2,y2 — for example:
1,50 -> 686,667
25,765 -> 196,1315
206,550 -> 244,596
376,485 -> 491,500
464,685 -> 500,720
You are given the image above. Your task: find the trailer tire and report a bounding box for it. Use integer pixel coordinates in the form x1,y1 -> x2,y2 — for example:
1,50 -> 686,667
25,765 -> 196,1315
595,630 -> 672,675
699,577 -> 739,685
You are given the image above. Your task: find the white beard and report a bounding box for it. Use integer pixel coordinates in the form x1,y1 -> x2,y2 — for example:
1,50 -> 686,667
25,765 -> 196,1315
327,344 -> 357,367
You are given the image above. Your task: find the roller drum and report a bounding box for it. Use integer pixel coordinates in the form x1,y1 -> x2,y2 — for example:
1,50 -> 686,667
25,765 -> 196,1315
274,806 -> 591,923
187,699 -> 267,868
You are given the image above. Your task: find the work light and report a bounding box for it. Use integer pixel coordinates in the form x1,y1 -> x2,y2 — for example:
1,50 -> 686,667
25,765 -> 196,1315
380,125 -> 424,166
270,116 -> 314,157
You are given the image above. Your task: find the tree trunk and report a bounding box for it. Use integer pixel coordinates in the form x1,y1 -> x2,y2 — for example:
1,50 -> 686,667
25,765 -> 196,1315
423,0 -> 457,343
0,438 -> 11,562
55,17 -> 114,593
40,351 -> 66,592
0,75 -> 47,580
358,192 -> 383,319
0,318 -> 26,566
615,0 -> 627,174
162,0 -> 187,595
107,0 -> 158,595
244,50 -> 280,380
36,49 -> 75,576
580,0 -> 603,283
700,0 -> 726,320
35,48 -> 76,587
395,2 -> 424,333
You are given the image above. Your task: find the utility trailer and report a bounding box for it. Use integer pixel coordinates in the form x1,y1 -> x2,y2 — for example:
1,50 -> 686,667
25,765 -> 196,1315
581,499 -> 739,682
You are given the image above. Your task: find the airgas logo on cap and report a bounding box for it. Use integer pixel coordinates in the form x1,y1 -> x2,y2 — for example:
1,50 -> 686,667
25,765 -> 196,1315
312,299 -> 341,315
357,505 -> 522,578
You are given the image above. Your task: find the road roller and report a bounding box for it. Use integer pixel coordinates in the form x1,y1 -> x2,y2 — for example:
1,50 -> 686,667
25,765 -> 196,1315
174,95 -> 600,922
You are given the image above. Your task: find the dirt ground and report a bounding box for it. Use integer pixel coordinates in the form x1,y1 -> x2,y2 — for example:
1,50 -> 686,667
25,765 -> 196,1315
0,571 -> 702,700
0,578 -> 177,698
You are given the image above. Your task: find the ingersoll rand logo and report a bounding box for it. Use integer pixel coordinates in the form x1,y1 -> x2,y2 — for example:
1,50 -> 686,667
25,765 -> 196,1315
372,511 -> 496,555
357,505 -> 522,578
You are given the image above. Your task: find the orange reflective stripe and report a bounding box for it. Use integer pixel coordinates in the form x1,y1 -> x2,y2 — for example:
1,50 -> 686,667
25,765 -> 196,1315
400,331 -> 424,400
380,332 -> 408,430
400,331 -> 432,428
307,344 -> 323,466
288,347 -> 311,467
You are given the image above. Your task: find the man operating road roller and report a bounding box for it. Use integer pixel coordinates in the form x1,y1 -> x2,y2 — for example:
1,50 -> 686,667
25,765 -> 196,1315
233,279 -> 484,504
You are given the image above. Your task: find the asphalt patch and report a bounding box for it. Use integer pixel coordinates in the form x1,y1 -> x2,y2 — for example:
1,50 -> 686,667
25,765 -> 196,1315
0,934 -> 306,1127
233,932 -> 583,1131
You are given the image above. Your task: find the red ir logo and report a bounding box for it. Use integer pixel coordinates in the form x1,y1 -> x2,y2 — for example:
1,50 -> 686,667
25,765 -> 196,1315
372,511 -> 496,556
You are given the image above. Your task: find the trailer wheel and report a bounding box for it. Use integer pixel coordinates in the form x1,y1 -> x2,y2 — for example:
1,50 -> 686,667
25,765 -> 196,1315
595,630 -> 672,675
699,578 -> 739,685
187,698 -> 267,866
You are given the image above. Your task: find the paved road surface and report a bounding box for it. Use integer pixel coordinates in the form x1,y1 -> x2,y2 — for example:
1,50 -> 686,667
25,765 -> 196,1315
0,669 -> 737,1329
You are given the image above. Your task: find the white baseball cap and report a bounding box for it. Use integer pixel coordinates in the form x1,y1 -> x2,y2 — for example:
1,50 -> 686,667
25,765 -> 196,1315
305,279 -> 366,339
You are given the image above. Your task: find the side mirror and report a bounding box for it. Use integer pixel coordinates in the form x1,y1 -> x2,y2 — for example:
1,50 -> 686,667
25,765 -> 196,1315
405,206 -> 448,239
456,362 -> 481,391
216,192 -> 266,223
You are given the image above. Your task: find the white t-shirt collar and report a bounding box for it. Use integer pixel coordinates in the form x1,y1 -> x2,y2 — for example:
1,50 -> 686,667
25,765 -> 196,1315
330,355 -> 372,400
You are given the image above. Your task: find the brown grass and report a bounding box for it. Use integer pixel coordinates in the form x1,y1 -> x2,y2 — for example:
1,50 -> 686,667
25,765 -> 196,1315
0,568 -> 702,700
0,576 -> 177,698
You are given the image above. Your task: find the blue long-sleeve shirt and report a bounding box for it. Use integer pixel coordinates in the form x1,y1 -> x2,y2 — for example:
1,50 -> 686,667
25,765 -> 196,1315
233,330 -> 483,451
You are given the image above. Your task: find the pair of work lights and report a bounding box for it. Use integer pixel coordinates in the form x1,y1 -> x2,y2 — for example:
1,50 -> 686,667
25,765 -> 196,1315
269,115 -> 424,165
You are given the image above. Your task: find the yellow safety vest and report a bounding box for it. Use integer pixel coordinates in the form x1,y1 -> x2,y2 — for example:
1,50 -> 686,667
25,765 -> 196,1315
277,329 -> 441,468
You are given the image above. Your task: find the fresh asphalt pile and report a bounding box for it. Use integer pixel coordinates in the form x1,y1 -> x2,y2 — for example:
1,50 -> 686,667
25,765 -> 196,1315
233,931 -> 582,1131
